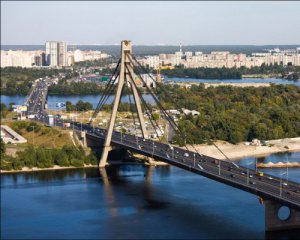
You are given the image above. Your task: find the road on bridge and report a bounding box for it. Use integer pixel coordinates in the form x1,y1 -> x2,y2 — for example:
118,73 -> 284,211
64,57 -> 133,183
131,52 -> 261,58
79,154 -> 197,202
25,77 -> 300,212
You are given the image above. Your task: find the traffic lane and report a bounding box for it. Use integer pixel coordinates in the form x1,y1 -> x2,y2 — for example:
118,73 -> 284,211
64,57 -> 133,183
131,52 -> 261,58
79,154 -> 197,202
104,130 -> 300,187
111,133 -> 300,200
35,114 -> 300,208
81,128 -> 300,204
66,123 -> 300,194
113,135 -> 294,201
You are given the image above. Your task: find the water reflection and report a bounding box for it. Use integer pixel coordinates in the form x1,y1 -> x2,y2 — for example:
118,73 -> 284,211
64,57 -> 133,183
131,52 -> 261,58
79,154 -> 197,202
99,167 -> 118,217
1,154 -> 300,239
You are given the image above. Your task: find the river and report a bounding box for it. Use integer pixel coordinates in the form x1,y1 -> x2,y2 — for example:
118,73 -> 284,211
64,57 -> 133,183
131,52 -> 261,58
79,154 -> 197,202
1,152 -> 299,239
0,94 -> 155,109
1,78 -> 299,108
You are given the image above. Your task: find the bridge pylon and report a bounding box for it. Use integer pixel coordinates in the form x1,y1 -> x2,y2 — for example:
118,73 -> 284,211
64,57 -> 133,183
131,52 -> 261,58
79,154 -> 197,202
99,40 -> 148,167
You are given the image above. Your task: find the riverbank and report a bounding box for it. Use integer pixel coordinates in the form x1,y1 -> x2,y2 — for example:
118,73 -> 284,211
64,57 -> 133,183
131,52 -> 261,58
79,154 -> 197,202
185,137 -> 300,161
2,137 -> 299,173
0,164 -> 99,174
175,81 -> 272,88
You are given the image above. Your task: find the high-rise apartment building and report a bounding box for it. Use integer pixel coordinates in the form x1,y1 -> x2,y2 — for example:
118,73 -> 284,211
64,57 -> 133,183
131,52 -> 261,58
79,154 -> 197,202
45,41 -> 67,67
58,41 -> 67,66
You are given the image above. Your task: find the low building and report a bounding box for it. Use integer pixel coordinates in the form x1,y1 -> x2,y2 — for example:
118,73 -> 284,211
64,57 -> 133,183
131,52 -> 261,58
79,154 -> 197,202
182,108 -> 200,116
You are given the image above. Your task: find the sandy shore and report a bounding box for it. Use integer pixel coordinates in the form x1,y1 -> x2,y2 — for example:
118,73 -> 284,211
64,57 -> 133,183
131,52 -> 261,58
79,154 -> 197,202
184,137 -> 300,160
2,138 -> 299,173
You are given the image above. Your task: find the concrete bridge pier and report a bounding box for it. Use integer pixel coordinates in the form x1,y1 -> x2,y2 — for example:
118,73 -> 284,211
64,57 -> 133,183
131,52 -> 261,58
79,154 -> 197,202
265,200 -> 300,231
99,146 -> 111,167
146,157 -> 156,166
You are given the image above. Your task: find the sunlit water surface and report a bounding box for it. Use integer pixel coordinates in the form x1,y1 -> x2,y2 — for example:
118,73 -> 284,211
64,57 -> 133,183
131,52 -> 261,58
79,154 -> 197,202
1,153 -> 300,239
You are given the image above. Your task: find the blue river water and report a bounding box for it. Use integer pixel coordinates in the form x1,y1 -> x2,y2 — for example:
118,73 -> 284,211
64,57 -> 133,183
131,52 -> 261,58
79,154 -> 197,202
0,94 -> 155,109
1,152 -> 299,239
1,78 -> 299,108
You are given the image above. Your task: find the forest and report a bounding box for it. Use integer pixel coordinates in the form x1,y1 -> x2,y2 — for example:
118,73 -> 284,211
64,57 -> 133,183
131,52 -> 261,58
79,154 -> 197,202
161,64 -> 300,80
0,144 -> 98,171
48,81 -> 106,95
1,67 -> 75,95
48,80 -> 145,96
66,100 -> 93,111
155,84 -> 300,145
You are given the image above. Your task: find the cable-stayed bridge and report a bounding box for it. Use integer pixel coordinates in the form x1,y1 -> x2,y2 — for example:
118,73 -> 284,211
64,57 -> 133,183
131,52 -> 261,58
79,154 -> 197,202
25,40 -> 300,232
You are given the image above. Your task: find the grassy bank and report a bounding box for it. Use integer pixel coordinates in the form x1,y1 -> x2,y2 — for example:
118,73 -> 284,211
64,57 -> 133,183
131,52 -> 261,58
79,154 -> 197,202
3,120 -> 74,147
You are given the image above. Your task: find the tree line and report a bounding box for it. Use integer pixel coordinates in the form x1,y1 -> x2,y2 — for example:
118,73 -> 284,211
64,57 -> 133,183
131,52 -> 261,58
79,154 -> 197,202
161,66 -> 242,79
1,144 -> 98,171
66,100 -> 93,111
161,63 -> 300,80
156,84 -> 300,145
48,80 -> 146,96
1,67 -> 75,95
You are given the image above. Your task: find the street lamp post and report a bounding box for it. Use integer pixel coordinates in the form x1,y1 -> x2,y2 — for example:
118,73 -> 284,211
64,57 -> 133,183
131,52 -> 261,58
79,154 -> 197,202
152,141 -> 154,156
279,170 -> 287,197
246,160 -> 253,185
280,175 -> 282,197
286,155 -> 289,182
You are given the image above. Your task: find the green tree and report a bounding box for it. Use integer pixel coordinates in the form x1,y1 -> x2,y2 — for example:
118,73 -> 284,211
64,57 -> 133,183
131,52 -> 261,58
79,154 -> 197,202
0,103 -> 8,118
0,138 -> 6,155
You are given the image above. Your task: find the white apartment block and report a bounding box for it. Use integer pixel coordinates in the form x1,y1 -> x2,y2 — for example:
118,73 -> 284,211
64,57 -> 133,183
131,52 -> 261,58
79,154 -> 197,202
143,48 -> 300,69
45,41 -> 67,67
137,74 -> 156,88
69,49 -> 110,65
1,50 -> 37,68
1,47 -> 111,68
140,55 -> 160,69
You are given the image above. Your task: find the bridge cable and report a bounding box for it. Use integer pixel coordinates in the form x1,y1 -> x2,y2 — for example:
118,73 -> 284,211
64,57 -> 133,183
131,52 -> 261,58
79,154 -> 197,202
93,58 -> 120,111
131,55 -> 234,163
128,55 -> 181,132
89,75 -> 118,125
127,55 -> 182,135
127,54 -> 190,150
90,59 -> 120,118
126,79 -> 137,134
132,59 -> 230,163
125,65 -> 163,142
89,59 -> 121,125
89,70 -> 120,125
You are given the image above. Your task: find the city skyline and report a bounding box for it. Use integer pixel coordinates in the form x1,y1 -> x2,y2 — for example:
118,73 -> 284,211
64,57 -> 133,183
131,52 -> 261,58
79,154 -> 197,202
1,1 -> 300,45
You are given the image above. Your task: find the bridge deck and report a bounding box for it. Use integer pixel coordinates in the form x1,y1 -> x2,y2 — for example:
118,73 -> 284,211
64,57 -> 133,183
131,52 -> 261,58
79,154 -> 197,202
25,77 -> 300,211
81,126 -> 300,211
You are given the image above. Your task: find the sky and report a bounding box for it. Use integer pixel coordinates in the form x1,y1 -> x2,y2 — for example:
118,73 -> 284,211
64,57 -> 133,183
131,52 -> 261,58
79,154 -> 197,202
1,1 -> 300,45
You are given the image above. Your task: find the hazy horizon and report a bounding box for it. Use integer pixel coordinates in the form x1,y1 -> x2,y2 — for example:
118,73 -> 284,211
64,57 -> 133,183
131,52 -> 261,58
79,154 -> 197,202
2,44 -> 300,46
2,1 -> 300,45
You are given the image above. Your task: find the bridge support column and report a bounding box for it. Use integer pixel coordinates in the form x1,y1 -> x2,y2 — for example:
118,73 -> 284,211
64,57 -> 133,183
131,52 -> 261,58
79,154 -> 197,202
265,200 -> 300,231
99,40 -> 148,168
99,146 -> 112,167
